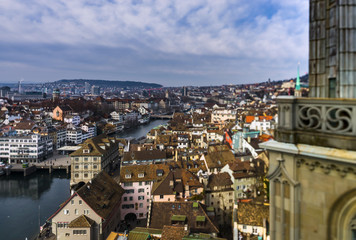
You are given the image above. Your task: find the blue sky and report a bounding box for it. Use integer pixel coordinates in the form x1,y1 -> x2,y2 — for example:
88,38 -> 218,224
0,0 -> 309,87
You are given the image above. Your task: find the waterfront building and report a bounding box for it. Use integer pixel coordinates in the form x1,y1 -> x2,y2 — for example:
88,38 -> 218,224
0,134 -> 53,164
110,111 -> 124,123
260,0 -> 356,239
70,134 -> 119,187
48,171 -> 124,240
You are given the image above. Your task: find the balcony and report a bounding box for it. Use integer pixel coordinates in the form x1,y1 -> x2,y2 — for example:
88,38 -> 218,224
276,97 -> 356,151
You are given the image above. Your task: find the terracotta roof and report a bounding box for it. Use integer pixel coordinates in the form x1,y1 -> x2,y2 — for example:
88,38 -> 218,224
76,171 -> 125,220
237,203 -> 269,226
152,170 -> 184,196
70,134 -> 118,157
119,163 -> 171,183
122,149 -> 167,162
245,116 -> 255,123
14,120 -> 36,130
232,172 -> 256,179
204,146 -> 235,169
149,202 -> 219,234
161,225 -> 187,240
207,173 -> 233,188
68,215 -> 95,228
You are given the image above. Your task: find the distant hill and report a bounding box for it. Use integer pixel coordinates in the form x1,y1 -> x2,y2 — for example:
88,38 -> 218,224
52,79 -> 162,89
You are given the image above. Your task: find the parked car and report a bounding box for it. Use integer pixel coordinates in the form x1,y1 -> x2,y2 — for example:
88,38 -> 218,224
0,162 -> 5,167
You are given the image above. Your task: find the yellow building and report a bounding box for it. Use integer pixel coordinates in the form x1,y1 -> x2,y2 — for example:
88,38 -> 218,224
70,134 -> 119,187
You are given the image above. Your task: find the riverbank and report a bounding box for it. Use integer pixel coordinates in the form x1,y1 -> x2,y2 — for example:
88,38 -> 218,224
0,119 -> 169,240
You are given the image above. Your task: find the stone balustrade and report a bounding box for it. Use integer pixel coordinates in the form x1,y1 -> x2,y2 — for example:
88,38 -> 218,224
276,96 -> 356,151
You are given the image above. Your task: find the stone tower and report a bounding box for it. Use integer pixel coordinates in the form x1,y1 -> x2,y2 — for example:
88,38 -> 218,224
261,1 -> 356,240
309,0 -> 356,98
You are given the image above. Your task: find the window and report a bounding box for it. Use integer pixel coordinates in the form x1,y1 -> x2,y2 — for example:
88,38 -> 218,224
93,164 -> 97,169
139,203 -> 143,208
122,204 -> 134,209
79,200 -> 82,205
129,197 -> 133,201
84,157 -> 88,161
145,181 -> 150,185
124,182 -> 133,187
75,209 -> 78,215
84,209 -> 89,214
84,173 -> 88,178
73,230 -> 87,235
138,196 -> 144,200
84,164 -> 88,169
138,188 -> 145,193
71,200 -> 74,205
160,195 -> 164,199
125,189 -> 134,194
125,174 -> 132,179
64,209 -> 69,215
138,173 -> 144,178
329,78 -> 336,98
139,181 -> 143,186
253,228 -> 257,234
124,197 -> 127,201
75,174 -> 79,178
75,165 -> 79,169
243,225 -> 247,229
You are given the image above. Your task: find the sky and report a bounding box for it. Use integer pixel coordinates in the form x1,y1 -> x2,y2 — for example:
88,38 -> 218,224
0,0 -> 309,87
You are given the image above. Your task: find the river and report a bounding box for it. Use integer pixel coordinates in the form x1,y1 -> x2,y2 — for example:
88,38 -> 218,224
0,119 -> 168,240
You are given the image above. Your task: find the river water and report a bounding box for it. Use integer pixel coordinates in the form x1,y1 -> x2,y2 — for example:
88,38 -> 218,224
0,119 -> 168,240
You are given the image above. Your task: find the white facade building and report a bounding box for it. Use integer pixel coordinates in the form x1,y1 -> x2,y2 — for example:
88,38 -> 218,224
0,134 -> 53,163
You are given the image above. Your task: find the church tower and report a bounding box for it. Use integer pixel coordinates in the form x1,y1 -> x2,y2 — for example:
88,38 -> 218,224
309,0 -> 356,98
261,1 -> 356,239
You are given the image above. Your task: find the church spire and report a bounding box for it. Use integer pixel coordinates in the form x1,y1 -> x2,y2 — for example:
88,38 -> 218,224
294,62 -> 302,97
296,62 -> 301,91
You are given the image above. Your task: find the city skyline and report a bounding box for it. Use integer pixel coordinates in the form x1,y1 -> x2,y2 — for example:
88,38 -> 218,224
0,0 -> 308,86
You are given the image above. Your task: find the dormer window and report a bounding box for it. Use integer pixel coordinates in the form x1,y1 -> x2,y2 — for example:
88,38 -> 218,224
138,173 -> 144,178
156,169 -> 164,176
125,174 -> 131,179
83,149 -> 90,153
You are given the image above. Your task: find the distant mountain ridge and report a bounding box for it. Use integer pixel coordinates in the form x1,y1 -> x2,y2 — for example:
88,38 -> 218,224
53,79 -> 163,88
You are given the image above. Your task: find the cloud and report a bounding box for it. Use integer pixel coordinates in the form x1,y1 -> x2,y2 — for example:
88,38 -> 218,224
0,0 -> 309,86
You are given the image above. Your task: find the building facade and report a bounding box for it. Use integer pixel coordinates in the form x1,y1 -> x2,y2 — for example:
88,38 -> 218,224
70,135 -> 119,187
0,134 -> 53,164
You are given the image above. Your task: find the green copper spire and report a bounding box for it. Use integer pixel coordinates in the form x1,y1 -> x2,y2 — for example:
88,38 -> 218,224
296,62 -> 301,91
